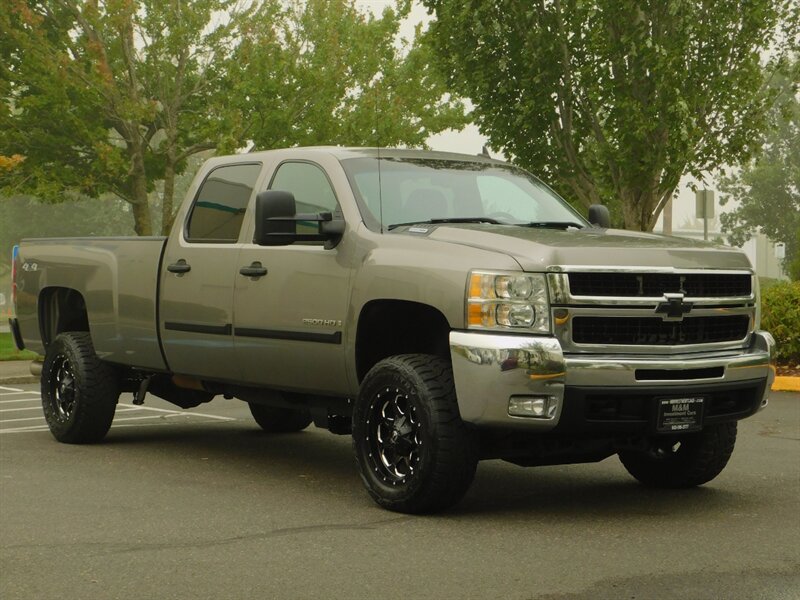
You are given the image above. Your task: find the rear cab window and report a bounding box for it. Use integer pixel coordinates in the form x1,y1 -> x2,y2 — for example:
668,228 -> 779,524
185,163 -> 263,243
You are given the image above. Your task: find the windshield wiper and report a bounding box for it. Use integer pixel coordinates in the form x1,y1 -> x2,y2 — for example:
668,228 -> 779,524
387,217 -> 504,231
517,221 -> 585,230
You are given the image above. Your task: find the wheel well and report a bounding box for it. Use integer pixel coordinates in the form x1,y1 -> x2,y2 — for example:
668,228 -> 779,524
355,300 -> 451,382
39,287 -> 90,348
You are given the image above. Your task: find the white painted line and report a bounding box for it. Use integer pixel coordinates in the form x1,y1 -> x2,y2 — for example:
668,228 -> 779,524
0,398 -> 41,404
0,426 -> 51,434
0,391 -> 40,397
111,414 -> 185,422
0,406 -> 235,433
0,386 -> 24,392
0,407 -> 41,413
118,403 -> 235,421
1,418 -> 238,434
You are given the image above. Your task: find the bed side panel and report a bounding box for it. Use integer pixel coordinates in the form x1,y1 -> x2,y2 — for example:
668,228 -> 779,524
15,237 -> 168,371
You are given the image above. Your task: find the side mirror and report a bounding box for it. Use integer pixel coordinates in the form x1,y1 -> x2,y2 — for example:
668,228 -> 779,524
588,204 -> 610,228
254,190 -> 345,248
255,190 -> 297,246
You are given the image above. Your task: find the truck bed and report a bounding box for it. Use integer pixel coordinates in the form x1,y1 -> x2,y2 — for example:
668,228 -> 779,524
14,237 -> 168,371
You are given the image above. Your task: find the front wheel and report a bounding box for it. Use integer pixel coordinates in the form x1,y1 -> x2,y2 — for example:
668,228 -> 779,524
41,332 -> 120,444
618,422 -> 737,488
352,354 -> 477,514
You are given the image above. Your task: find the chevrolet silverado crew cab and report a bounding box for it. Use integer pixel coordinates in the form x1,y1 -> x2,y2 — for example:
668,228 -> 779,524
10,147 -> 775,513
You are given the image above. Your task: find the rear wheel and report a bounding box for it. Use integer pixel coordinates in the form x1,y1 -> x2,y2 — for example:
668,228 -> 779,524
352,354 -> 477,514
41,332 -> 120,444
619,422 -> 737,488
248,402 -> 312,433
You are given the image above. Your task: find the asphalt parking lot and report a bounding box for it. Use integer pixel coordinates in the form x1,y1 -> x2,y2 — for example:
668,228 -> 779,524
1,383 -> 798,600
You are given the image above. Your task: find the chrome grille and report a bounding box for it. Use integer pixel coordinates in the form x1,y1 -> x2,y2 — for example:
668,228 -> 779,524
572,315 -> 750,346
568,272 -> 751,298
548,268 -> 756,353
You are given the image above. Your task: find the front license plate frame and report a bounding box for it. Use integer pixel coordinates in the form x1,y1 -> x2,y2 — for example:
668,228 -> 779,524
656,396 -> 705,433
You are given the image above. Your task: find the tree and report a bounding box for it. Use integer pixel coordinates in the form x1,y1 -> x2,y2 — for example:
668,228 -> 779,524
422,0 -> 799,230
719,61 -> 800,279
2,0 -> 467,236
224,0 -> 467,150
0,0 -> 250,235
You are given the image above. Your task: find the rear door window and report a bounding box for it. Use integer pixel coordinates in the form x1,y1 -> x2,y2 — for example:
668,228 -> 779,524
186,163 -> 262,242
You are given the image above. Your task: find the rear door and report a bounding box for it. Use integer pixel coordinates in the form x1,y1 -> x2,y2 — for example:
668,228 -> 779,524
160,162 -> 264,380
232,158 -> 353,395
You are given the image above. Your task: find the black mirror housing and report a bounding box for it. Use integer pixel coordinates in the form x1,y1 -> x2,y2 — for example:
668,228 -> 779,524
588,204 -> 611,228
255,190 -> 297,246
254,191 -> 345,248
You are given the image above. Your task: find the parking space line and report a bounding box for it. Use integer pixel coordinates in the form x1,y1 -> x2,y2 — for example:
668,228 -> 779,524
0,426 -> 51,434
0,386 -> 24,392
118,403 -> 235,421
0,398 -> 41,404
0,400 -> 236,434
0,391 -> 40,397
112,414 -> 187,422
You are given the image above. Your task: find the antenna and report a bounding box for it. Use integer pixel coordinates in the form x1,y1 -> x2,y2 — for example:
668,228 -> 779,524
375,76 -> 384,233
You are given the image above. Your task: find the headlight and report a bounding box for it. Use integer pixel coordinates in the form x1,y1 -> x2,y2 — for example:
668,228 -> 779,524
467,271 -> 550,333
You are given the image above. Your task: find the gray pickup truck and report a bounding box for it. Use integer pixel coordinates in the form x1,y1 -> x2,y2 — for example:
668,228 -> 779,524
10,147 -> 775,513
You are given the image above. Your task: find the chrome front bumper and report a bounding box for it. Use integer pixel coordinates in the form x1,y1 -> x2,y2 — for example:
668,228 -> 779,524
449,330 -> 775,431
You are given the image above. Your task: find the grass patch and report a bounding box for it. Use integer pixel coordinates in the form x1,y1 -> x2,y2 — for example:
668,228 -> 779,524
0,332 -> 39,361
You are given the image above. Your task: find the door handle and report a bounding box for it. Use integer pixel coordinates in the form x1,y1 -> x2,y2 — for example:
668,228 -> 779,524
167,260 -> 191,274
239,262 -> 268,278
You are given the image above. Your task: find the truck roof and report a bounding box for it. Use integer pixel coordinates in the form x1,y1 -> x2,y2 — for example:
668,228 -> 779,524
219,146 -> 507,166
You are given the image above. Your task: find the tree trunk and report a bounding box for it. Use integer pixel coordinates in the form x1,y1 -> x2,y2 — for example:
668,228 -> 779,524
129,139 -> 153,236
161,158 -> 177,236
160,122 -> 180,236
620,189 -> 664,232
130,198 -> 152,236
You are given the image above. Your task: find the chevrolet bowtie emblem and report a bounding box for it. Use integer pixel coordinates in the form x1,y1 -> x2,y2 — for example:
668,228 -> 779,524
655,293 -> 693,321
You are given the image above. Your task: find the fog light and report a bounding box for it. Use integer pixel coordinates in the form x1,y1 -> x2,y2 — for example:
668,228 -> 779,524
508,396 -> 557,419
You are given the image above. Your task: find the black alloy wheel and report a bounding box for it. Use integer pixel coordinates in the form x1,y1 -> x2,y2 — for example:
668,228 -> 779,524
366,387 -> 422,485
49,353 -> 77,422
353,354 -> 477,514
41,332 -> 120,444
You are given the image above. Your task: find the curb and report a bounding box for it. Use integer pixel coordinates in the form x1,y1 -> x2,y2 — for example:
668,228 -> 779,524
0,359 -> 41,386
772,376 -> 800,393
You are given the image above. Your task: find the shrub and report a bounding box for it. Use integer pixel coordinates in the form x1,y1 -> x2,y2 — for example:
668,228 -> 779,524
761,281 -> 800,363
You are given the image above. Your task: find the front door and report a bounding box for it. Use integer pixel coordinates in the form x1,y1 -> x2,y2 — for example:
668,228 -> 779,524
160,162 -> 263,380
233,160 -> 353,395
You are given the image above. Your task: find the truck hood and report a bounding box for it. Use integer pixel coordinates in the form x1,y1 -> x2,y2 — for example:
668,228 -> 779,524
415,224 -> 752,271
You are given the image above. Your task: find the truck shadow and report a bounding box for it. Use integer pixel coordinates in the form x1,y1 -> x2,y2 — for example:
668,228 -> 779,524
455,463 -> 747,519
104,422 -> 754,521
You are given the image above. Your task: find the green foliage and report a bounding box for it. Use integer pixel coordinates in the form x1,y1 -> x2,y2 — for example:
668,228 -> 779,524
1,0 -> 467,236
422,0 -> 799,230
0,0 -> 248,235
761,281 -> 800,363
224,0 -> 466,152
719,60 -> 800,280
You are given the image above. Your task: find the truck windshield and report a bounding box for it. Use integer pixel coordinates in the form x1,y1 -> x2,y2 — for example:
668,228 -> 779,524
341,157 -> 587,232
